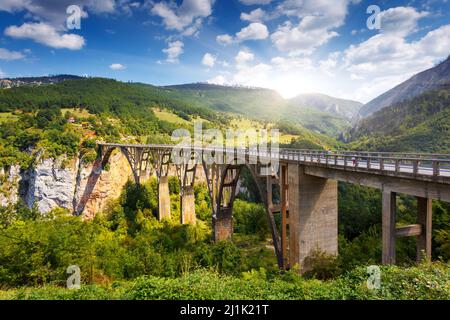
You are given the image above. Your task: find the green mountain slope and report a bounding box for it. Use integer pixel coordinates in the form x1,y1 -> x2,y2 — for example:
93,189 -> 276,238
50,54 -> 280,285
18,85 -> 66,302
0,78 -> 219,122
349,85 -> 450,152
162,83 -> 288,119
288,93 -> 362,120
164,83 -> 360,137
281,107 -> 352,137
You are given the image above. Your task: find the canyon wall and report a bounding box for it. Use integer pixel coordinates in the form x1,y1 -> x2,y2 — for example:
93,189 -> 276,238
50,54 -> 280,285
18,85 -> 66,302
0,151 -> 133,219
0,151 -> 209,219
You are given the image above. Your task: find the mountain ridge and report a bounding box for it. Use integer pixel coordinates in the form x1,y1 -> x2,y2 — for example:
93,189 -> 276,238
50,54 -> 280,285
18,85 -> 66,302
0,75 -> 362,137
0,75 -> 82,89
358,56 -> 450,119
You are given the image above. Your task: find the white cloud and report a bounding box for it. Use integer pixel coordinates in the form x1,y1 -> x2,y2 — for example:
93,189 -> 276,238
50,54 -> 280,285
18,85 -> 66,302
88,0 -> 116,13
270,0 -> 353,56
0,0 -> 115,28
204,6 -> 450,103
378,7 -> 428,36
343,24 -> 450,81
0,48 -> 25,60
236,22 -> 269,42
235,50 -> 255,65
341,6 -> 450,103
0,68 -> 5,78
151,0 -> 214,35
271,21 -> 338,56
162,40 -> 184,63
418,24 -> 450,57
207,75 -> 228,85
232,63 -> 272,86
202,53 -> 216,67
241,8 -> 266,22
5,22 -> 85,50
182,18 -> 203,36
319,51 -> 340,76
109,63 -> 125,70
216,34 -> 233,45
239,0 -> 272,5
270,56 -> 314,72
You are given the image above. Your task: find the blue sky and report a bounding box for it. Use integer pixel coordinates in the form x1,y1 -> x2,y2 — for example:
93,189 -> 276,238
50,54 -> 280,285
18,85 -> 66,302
0,0 -> 449,102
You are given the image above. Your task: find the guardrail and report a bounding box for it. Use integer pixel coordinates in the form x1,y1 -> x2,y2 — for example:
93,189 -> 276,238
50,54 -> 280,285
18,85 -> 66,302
97,143 -> 450,180
277,150 -> 450,179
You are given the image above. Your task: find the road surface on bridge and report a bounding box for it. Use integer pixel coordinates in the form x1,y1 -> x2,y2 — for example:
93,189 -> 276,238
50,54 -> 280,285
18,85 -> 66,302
97,143 -> 450,182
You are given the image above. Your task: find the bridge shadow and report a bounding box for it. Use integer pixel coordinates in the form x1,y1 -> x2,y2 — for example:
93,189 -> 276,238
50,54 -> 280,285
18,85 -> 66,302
74,157 -> 103,215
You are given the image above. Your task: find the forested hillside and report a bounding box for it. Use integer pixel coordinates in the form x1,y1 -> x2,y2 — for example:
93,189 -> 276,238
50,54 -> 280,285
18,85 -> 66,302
0,78 -> 219,121
0,77 -> 342,172
288,93 -> 362,120
163,83 -> 288,119
350,85 -> 450,152
163,83 -> 359,137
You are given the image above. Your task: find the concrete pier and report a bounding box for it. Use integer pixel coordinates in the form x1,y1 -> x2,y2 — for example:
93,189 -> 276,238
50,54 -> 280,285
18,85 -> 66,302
213,208 -> 233,241
158,175 -> 171,220
416,197 -> 432,262
382,190 -> 397,264
288,164 -> 338,271
181,186 -> 196,224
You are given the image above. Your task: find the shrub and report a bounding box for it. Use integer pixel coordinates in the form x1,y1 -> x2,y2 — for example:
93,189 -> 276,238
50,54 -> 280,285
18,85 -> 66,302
302,249 -> 342,280
233,200 -> 269,240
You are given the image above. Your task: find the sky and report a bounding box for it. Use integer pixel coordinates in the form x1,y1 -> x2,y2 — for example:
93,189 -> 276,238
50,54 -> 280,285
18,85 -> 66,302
0,0 -> 449,103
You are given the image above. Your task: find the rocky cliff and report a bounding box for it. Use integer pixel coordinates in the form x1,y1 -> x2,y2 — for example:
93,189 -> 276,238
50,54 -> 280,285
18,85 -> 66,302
0,151 -> 133,219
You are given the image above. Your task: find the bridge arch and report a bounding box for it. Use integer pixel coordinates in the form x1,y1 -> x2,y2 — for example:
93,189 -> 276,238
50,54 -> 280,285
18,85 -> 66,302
212,162 -> 284,268
81,143 -> 450,271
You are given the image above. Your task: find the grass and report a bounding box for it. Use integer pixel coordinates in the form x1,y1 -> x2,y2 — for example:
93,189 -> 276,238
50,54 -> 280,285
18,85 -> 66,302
61,108 -> 92,118
153,108 -> 191,125
0,112 -> 19,123
227,118 -> 299,145
1,262 -> 449,300
229,118 -> 263,130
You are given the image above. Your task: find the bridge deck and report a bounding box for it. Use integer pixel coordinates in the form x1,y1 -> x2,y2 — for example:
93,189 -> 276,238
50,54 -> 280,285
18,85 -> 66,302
97,143 -> 450,184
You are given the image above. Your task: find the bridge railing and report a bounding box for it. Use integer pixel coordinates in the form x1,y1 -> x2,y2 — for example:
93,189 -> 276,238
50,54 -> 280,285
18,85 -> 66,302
97,142 -> 450,179
276,149 -> 450,179
278,148 -> 450,160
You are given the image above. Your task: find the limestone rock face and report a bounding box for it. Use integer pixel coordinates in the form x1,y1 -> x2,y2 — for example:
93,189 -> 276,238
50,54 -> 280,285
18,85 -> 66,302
0,151 -> 206,218
75,151 -> 133,220
0,152 -> 133,219
0,165 -> 21,207
23,158 -> 78,213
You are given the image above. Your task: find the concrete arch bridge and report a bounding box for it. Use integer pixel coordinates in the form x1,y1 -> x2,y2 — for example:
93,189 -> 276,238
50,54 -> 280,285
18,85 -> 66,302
76,143 -> 450,271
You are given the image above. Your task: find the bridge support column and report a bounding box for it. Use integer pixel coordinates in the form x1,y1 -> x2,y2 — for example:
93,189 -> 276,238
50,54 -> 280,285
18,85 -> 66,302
288,164 -> 338,272
417,197 -> 432,262
382,191 -> 397,264
181,186 -> 196,225
213,208 -> 233,241
158,176 -> 171,220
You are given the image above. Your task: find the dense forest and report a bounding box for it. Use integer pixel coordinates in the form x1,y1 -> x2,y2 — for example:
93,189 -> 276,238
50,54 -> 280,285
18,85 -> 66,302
349,85 -> 450,152
1,177 -> 449,299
